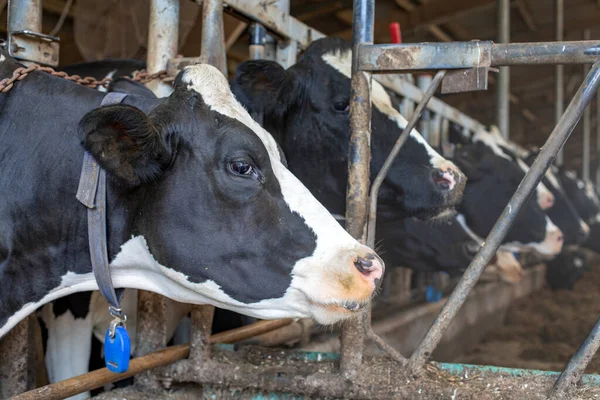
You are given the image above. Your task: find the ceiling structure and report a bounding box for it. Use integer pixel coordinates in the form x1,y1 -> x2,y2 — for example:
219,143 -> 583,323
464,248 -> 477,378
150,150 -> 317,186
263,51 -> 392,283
1,0 -> 599,174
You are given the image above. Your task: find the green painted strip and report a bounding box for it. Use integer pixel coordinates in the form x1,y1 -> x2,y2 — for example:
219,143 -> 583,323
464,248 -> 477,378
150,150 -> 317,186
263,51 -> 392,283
436,362 -> 600,385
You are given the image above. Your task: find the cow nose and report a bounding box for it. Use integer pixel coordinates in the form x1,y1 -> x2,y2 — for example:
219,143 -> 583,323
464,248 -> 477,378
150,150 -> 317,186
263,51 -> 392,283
432,168 -> 456,192
354,253 -> 384,287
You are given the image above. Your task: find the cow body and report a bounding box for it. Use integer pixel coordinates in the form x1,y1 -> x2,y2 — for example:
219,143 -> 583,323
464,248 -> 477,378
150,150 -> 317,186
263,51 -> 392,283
0,50 -> 384,339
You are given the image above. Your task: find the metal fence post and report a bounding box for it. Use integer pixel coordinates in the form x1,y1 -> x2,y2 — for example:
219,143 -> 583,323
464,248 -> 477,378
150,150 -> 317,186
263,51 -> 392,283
135,0 -> 180,389
200,0 -> 227,76
146,0 -> 179,97
7,0 -> 41,33
340,0 -> 374,378
0,315 -> 36,398
555,0 -> 565,165
583,29 -> 592,181
496,0 -> 510,139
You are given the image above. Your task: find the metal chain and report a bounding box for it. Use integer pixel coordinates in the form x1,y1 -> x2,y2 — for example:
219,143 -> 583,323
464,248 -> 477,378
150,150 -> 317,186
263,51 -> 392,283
0,63 -> 168,93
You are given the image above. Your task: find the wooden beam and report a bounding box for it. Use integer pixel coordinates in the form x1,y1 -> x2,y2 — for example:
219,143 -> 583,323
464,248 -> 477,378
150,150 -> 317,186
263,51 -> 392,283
427,24 -> 453,42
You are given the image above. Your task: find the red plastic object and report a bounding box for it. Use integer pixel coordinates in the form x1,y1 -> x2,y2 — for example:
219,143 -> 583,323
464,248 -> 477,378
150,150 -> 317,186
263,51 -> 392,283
390,22 -> 402,44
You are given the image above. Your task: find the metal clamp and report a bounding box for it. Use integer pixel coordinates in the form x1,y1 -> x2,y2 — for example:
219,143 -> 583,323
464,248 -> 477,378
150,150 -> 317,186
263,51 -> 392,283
8,30 -> 60,66
108,306 -> 127,339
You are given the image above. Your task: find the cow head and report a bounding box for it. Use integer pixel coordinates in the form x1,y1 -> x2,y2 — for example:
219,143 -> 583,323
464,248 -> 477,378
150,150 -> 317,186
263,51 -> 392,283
231,38 -> 465,221
558,169 -> 600,224
453,141 -> 563,256
79,64 -> 384,325
522,154 -> 590,246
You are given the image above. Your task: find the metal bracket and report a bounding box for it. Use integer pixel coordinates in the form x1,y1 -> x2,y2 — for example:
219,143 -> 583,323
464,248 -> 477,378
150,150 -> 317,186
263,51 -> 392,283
8,30 -> 60,66
441,67 -> 490,94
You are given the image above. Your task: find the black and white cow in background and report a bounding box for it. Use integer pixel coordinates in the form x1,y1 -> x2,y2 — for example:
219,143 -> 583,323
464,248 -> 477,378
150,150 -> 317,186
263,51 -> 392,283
0,49 -> 385,395
231,38 -> 467,222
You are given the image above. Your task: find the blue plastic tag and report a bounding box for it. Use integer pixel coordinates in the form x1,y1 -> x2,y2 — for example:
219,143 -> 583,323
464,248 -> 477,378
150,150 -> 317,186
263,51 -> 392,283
104,325 -> 131,373
426,285 -> 443,303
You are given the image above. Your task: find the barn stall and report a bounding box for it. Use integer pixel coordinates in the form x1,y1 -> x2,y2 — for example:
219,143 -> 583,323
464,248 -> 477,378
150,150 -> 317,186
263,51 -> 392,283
2,0 -> 600,398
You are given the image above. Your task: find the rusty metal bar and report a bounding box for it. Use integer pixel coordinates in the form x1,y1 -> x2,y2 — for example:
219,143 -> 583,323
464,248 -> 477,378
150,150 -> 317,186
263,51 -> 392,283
134,292 -> 169,389
583,30 -> 592,181
340,0 -> 375,378
357,41 -> 600,72
555,0 -> 565,165
147,0 -> 178,97
200,0 -> 227,76
410,59 -> 600,374
366,70 -> 447,249
497,0 -> 510,138
0,315 -> 36,398
553,313 -> 600,396
7,0 -> 40,32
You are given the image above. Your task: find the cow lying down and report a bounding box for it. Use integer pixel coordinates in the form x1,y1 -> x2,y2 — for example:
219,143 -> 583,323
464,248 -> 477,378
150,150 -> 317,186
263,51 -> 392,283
0,49 -> 385,391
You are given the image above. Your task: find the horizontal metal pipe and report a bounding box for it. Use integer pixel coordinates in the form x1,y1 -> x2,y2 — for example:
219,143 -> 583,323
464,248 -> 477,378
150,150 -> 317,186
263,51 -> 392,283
358,41 -> 600,72
409,59 -> 600,374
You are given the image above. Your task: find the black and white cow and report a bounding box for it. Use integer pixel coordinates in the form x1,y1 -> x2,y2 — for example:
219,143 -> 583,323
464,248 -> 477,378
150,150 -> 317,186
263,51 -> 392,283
558,169 -> 600,225
0,47 -> 384,375
451,128 -> 563,257
231,38 -> 466,222
376,216 -> 523,283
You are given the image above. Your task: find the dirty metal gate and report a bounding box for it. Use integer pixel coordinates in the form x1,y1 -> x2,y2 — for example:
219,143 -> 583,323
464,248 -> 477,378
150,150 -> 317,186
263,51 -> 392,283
4,0 -> 600,398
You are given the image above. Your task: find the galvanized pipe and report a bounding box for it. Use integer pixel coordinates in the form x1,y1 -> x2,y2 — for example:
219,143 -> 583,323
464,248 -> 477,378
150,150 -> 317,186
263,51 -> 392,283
553,314 -> 600,395
417,74 -> 433,142
340,0 -> 375,378
496,0 -> 510,139
7,0 -> 41,33
200,0 -> 227,77
358,41 -> 600,72
555,0 -> 565,166
366,70 -> 447,249
583,30 -> 592,181
147,0 -> 179,97
597,90 -> 600,188
409,59 -> 600,374
248,23 -> 267,60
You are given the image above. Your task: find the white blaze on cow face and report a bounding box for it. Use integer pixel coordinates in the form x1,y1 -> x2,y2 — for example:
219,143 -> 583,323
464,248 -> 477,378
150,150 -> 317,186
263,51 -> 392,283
523,217 -> 564,256
321,50 -> 459,191
0,54 -> 5,62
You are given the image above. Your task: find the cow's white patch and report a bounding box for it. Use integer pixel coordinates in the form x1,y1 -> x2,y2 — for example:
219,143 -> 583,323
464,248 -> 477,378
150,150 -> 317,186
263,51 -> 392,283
0,54 -> 5,62
321,50 -> 449,171
40,305 -> 94,400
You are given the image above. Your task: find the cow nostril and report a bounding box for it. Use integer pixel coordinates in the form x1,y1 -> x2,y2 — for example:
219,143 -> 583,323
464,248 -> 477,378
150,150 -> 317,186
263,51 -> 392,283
558,235 -> 564,242
354,256 -> 373,274
432,169 -> 453,192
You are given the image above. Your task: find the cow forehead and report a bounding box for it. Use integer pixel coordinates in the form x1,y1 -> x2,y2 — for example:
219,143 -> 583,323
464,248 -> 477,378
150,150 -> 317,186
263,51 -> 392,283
179,64 -> 282,163
321,50 -> 445,168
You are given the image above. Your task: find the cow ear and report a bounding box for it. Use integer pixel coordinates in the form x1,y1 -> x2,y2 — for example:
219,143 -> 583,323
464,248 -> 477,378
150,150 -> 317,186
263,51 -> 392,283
79,104 -> 171,186
231,60 -> 298,118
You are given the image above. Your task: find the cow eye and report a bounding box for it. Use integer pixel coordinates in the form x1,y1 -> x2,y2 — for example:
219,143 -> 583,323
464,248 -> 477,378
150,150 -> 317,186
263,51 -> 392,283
229,160 -> 254,176
333,101 -> 350,113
